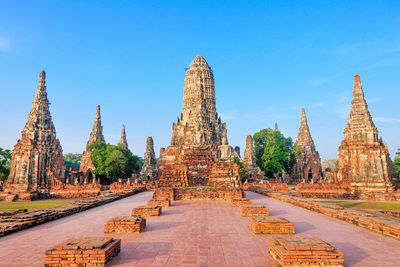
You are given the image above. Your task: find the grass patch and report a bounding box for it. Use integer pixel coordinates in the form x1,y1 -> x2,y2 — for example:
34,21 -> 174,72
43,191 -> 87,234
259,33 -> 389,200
320,200 -> 400,211
0,199 -> 75,212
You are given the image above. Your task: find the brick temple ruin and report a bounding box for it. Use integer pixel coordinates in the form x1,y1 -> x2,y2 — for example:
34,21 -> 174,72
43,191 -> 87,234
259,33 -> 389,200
139,136 -> 158,181
117,124 -> 128,149
243,134 -> 263,181
79,105 -> 105,183
296,75 -> 399,200
291,108 -> 323,184
1,71 -> 67,200
157,55 -> 240,188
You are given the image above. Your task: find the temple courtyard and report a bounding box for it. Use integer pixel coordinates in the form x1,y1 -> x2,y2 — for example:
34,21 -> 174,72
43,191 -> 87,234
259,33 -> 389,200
0,191 -> 398,267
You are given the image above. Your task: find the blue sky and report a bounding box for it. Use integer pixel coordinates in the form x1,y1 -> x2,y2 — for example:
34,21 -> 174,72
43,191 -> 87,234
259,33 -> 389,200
0,1 -> 399,160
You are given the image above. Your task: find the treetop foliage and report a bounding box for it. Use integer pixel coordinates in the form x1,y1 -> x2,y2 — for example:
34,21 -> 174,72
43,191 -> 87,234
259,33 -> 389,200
253,128 -> 297,178
0,148 -> 12,181
64,153 -> 81,171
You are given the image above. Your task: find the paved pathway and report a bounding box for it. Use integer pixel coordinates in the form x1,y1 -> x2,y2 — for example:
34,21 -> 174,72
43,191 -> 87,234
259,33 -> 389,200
0,191 -> 399,266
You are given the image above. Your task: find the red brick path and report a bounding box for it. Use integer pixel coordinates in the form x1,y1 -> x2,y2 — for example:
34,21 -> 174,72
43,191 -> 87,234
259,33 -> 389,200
0,191 -> 399,266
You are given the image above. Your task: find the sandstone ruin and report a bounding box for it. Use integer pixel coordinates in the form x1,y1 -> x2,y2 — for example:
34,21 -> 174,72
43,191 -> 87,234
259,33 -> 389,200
79,105 -> 105,182
118,124 -> 128,149
139,136 -> 158,181
4,71 -> 66,200
291,108 -> 323,183
158,55 -> 240,187
334,75 -> 397,193
243,134 -> 262,180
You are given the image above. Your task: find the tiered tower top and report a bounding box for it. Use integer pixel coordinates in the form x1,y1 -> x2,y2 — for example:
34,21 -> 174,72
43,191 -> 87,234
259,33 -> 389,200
86,105 -> 105,148
295,108 -> 315,149
344,75 -> 379,144
118,124 -> 128,149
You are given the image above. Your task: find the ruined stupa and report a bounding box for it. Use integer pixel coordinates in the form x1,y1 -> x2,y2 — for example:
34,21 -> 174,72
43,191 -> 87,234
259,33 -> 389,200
79,105 -> 105,179
291,108 -> 323,183
6,71 -> 66,196
243,135 -> 260,178
334,75 -> 396,192
158,55 -> 239,187
139,136 -> 158,181
118,124 -> 128,149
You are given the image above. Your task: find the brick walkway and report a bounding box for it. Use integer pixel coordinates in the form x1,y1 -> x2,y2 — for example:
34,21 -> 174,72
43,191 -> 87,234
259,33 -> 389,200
0,191 -> 399,266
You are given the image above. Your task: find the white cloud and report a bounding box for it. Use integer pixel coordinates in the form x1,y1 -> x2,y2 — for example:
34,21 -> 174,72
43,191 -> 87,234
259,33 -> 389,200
0,37 -> 11,52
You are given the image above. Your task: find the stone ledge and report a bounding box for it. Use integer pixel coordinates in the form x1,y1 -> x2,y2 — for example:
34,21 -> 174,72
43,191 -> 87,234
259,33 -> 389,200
249,186 -> 400,241
131,205 -> 161,217
0,187 -> 146,237
239,204 -> 269,217
104,216 -> 146,233
230,198 -> 252,207
248,216 -> 294,234
147,198 -> 170,207
269,236 -> 344,267
44,237 -> 121,266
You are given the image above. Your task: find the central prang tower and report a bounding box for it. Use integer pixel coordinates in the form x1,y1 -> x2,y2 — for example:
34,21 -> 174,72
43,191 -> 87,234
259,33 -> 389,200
159,55 -> 239,187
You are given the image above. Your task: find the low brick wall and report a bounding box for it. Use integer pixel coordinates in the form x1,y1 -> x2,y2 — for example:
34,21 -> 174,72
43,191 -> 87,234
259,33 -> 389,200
44,237 -> 121,266
0,187 -> 146,237
248,216 -> 294,234
147,198 -> 170,207
153,187 -> 244,201
269,237 -> 344,267
249,186 -> 400,241
104,216 -> 146,233
230,198 -> 252,207
242,182 -> 289,193
239,205 -> 269,217
132,205 -> 161,217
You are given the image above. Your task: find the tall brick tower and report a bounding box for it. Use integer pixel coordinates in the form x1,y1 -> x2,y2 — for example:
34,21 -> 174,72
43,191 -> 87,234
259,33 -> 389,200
79,105 -> 105,177
334,75 -> 396,191
118,124 -> 128,149
291,108 -> 323,183
243,135 -> 260,177
158,55 -> 239,187
7,71 -> 66,191
139,136 -> 158,181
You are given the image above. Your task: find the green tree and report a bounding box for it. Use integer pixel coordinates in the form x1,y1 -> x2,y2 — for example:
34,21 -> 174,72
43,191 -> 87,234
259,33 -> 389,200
88,141 -> 141,184
0,148 -> 12,181
253,128 -> 297,178
64,153 -> 82,171
394,148 -> 400,177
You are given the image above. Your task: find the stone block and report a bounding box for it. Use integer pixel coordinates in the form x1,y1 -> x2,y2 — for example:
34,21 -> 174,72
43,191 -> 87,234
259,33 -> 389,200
131,205 -> 161,217
239,205 -> 269,217
44,237 -> 121,266
248,216 -> 294,234
269,237 -> 344,267
230,198 -> 252,207
104,216 -> 146,233
147,198 -> 170,207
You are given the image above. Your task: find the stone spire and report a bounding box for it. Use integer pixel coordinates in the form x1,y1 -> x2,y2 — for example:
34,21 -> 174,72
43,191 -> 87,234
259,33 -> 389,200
243,135 -> 259,174
118,124 -> 128,149
171,55 -> 227,146
335,75 -> 396,188
275,123 -> 278,131
139,136 -> 158,180
343,75 -> 378,144
7,70 -> 66,187
234,146 -> 241,158
79,105 -> 105,176
86,105 -> 105,148
291,108 -> 323,183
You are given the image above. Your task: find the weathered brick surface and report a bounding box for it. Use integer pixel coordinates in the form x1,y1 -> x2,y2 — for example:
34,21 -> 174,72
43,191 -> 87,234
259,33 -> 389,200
250,186 -> 400,241
248,216 -> 294,234
104,216 -> 146,233
153,187 -> 244,200
131,205 -> 161,217
147,198 -> 170,207
230,198 -> 252,207
269,236 -> 344,267
242,182 -> 289,193
239,204 -> 269,217
0,187 -> 145,237
44,237 -> 121,266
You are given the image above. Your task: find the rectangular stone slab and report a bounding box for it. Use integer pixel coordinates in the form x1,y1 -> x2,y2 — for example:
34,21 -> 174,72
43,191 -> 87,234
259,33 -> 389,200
248,216 -> 295,234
